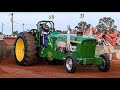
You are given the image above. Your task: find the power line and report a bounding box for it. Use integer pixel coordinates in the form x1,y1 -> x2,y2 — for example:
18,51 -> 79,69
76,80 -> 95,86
13,21 -> 21,24
24,23 -> 36,26
13,20 -> 36,26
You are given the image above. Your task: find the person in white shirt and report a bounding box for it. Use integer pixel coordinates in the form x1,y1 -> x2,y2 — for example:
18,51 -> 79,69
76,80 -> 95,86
101,28 -> 115,60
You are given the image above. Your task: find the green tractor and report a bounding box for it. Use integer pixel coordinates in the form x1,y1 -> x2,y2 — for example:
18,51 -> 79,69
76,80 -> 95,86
14,20 -> 110,73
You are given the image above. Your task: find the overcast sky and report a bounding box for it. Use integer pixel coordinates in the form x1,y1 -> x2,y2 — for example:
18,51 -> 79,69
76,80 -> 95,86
0,12 -> 120,35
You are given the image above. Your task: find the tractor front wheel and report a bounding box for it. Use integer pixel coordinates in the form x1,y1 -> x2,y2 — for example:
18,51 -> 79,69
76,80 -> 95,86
98,54 -> 110,72
65,54 -> 77,73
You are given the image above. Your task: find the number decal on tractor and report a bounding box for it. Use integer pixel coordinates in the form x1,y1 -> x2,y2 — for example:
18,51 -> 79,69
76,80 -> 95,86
47,51 -> 53,60
48,42 -> 52,46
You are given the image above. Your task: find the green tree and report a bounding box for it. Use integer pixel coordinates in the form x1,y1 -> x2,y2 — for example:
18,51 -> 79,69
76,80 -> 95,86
0,32 -> 3,35
76,21 -> 91,31
13,31 -> 18,35
96,17 -> 117,32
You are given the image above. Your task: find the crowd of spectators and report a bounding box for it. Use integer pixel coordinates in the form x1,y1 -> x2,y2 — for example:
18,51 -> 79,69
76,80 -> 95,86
60,27 -> 120,46
92,27 -> 120,46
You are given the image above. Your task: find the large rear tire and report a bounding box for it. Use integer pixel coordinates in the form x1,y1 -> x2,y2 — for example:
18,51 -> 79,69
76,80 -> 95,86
14,32 -> 37,66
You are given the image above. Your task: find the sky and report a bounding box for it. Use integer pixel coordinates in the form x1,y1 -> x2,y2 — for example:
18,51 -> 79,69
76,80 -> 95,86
0,12 -> 120,35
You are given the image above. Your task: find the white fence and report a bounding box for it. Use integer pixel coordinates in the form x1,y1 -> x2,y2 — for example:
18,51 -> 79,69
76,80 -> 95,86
0,35 -> 4,40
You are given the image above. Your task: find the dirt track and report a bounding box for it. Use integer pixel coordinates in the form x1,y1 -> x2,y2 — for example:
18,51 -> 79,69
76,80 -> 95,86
0,57 -> 120,78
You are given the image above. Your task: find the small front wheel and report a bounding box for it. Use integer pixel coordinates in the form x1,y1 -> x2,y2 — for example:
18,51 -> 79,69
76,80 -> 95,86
65,54 -> 77,73
98,54 -> 110,72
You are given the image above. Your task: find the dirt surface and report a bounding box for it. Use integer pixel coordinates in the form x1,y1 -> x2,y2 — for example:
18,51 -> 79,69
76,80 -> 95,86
0,57 -> 120,78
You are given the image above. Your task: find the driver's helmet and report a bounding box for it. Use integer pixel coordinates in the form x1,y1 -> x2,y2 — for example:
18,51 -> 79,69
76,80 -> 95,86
43,24 -> 49,32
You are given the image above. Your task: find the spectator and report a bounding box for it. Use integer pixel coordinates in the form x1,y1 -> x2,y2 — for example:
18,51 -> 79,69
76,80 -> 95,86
115,31 -> 120,45
101,28 -> 115,61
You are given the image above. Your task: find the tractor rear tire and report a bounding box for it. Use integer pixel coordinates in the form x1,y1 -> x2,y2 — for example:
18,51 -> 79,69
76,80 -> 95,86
15,32 -> 37,66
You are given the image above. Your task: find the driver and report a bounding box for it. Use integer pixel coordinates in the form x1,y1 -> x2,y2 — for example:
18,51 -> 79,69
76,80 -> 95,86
40,24 -> 49,48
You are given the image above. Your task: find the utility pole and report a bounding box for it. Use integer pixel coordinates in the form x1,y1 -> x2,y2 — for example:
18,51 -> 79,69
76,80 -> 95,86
49,15 -> 54,22
80,14 -> 84,31
23,23 -> 24,31
11,13 -> 13,35
2,23 -> 3,34
67,25 -> 71,51
52,15 -> 54,22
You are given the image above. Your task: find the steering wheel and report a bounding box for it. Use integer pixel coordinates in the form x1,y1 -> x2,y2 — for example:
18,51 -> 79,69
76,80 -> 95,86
48,31 -> 52,34
48,27 -> 54,34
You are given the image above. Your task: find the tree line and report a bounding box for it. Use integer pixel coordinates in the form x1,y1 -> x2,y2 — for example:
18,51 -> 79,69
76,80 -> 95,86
76,17 -> 117,32
0,17 -> 117,35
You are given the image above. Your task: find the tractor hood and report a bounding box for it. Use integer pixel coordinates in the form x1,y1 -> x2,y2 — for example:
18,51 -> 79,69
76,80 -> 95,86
69,34 -> 96,44
50,32 -> 96,43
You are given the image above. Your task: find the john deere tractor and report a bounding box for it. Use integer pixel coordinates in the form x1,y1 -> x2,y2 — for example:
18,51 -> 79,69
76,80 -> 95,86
15,20 -> 110,73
